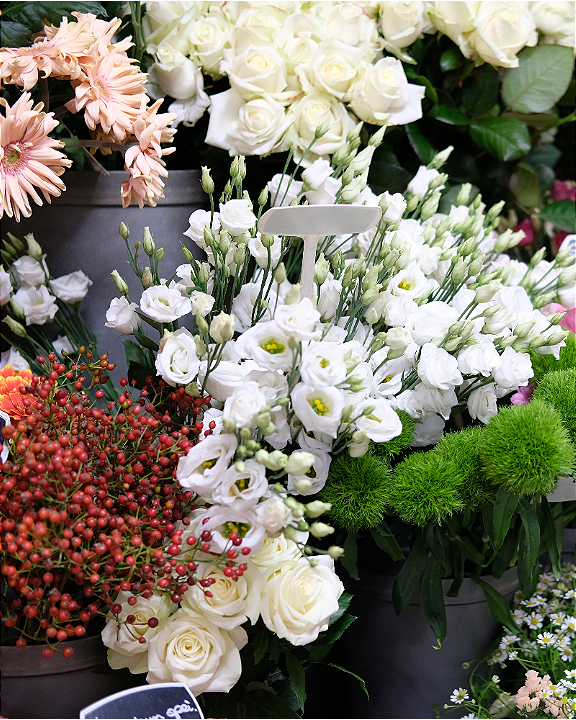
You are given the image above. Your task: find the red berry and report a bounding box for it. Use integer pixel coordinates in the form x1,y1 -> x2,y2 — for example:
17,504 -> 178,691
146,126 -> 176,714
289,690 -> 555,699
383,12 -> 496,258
42,647 -> 53,658
63,647 -> 74,658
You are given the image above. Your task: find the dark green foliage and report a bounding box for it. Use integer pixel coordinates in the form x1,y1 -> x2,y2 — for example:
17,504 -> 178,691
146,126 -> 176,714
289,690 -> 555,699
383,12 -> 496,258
532,367 -> 576,441
371,410 -> 415,459
480,400 -> 574,496
387,452 -> 464,526
529,332 -> 575,385
320,454 -> 390,532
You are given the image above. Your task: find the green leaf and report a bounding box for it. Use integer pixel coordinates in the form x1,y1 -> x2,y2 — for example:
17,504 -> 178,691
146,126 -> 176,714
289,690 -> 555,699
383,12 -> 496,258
122,339 -> 153,369
502,45 -> 574,113
323,663 -> 369,698
341,532 -> 359,581
370,522 -> 405,562
469,117 -> 531,161
392,534 -> 427,615
509,164 -> 542,209
253,626 -> 269,665
285,653 -> 306,710
405,123 -> 435,164
329,592 -> 353,626
527,144 -> 561,168
461,536 -> 487,566
471,575 -> 520,636
492,487 -> 519,549
540,201 -> 576,232
320,612 -> 356,647
133,329 -> 159,352
440,48 -> 462,72
368,160 -> 412,194
420,556 -> 447,646
0,19 -> 32,46
490,531 -> 519,580
433,105 -> 470,125
2,2 -> 107,30
244,689 -> 300,719
503,112 -> 560,130
462,64 -> 500,116
541,497 -> 562,580
517,498 -> 541,597
558,80 -> 575,107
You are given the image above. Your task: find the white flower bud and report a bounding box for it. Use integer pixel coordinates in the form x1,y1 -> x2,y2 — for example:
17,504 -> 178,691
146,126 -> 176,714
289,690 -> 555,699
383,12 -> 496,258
474,281 -> 500,304
457,184 -> 472,206
24,233 -> 43,261
219,230 -> 231,255
309,522 -> 335,539
295,478 -> 314,494
141,267 -> 153,289
284,284 -> 301,305
3,316 -> 27,337
201,166 -> 214,195
142,227 -> 155,257
305,501 -> 332,519
111,270 -> 129,296
274,262 -> 287,284
428,146 -> 453,169
209,312 -> 235,343
328,545 -> 345,559
285,451 -> 315,476
420,192 -> 441,221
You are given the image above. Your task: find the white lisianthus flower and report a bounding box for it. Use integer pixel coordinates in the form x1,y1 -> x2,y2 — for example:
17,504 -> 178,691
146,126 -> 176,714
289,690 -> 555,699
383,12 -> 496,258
212,460 -> 269,509
291,383 -> 345,439
184,209 -> 220,249
302,158 -> 333,191
11,255 -> 47,287
493,285 -> 533,315
235,320 -> 294,371
102,591 -> 174,674
199,359 -> 259,402
467,1 -> 537,68
389,262 -> 428,298
287,449 -> 331,495
408,166 -> 443,196
300,341 -> 347,387
220,45 -> 288,100
50,270 -> 92,305
140,285 -> 191,323
492,347 -> 533,389
181,561 -> 261,630
13,285 -> 57,325
219,199 -> 257,237
177,434 -> 238,495
105,297 -> 140,334
411,412 -> 445,447
260,556 -> 344,646
530,1 -> 575,48
0,267 -> 13,305
408,301 -> 458,345
188,290 -> 215,317
223,381 -> 267,428
457,338 -> 500,377
417,343 -> 463,390
373,356 -> 412,398
53,335 -> 74,356
381,191 -> 407,222
380,0 -> 432,48
255,496 -> 294,533
146,608 -> 248,694
267,173 -> 303,207
316,277 -> 342,321
354,398 -> 403,442
245,368 -> 288,405
274,298 -> 321,341
558,281 -> 576,310
155,328 -> 200,387
414,245 -> 442,275
468,383 -> 498,424
248,233 -> 282,268
196,505 -> 266,554
349,57 -> 425,126
374,292 -> 418,327
250,534 -> 304,573
0,347 -> 29,370
232,282 -> 278,331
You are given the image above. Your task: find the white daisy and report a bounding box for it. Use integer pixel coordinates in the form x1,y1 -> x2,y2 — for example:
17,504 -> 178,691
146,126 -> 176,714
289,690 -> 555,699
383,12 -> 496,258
565,669 -> 576,679
537,631 -> 556,647
550,612 -> 566,626
527,612 -> 544,629
450,688 -> 469,704
508,650 -> 518,660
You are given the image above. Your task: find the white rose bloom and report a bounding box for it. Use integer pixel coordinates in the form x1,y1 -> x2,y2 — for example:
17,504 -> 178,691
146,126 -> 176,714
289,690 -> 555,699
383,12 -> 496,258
102,591 -> 174,674
408,301 -> 458,345
53,335 -> 74,357
155,328 -> 200,387
219,199 -> 257,237
417,343 -> 463,390
1,347 -> 29,370
196,505 -> 266,554
408,166 -> 443,196
411,412 -> 445,447
250,534 -> 304,573
183,209 -> 220,249
380,0 -> 432,48
381,191 -> 407,222
255,496 -> 294,534
530,1 -> 575,48
223,381 -> 268,428
302,158 -> 333,191
316,2 -> 381,50
206,89 -> 291,156
140,285 -> 191,323
260,555 -> 344,646
13,285 -> 57,325
232,5 -> 286,47
317,277 -> 342,321
0,267 -> 13,305
211,457 -> 271,510
181,561 -> 262,630
493,285 -> 533,315
248,233 -> 282,269
146,608 -> 247,694
300,341 -> 347,387
427,1 -> 479,58
220,45 -> 288,100
274,298 -> 321,341
291,383 -> 345,439
349,57 -> 425,126
190,11 -> 233,76
177,433 -> 238,495
276,15 -> 326,76
468,383 -> 498,424
457,338 -> 500,377
235,320 -> 294,371
147,53 -> 210,128
354,397 -> 403,442
288,91 -> 356,165
188,290 -> 215,317
287,449 -> 331,496
199,359 -> 259,402
468,1 -> 537,68
492,347 -> 533,389
11,255 -> 47,286
268,173 -> 304,207
298,39 -> 371,101
105,297 -> 140,334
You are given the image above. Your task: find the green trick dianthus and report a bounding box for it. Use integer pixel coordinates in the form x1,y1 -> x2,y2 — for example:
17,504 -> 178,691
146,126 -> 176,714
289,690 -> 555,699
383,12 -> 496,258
371,409 -> 415,459
529,332 -> 575,385
532,367 -> 576,441
320,453 -> 390,532
479,399 -> 574,496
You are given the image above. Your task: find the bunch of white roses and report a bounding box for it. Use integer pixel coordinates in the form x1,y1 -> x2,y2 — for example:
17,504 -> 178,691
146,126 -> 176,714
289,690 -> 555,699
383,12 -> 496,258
142,0 -> 574,161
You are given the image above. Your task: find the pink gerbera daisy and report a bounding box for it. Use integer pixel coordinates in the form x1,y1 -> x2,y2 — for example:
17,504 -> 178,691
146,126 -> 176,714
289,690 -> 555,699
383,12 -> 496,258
0,93 -> 72,221
69,12 -> 134,55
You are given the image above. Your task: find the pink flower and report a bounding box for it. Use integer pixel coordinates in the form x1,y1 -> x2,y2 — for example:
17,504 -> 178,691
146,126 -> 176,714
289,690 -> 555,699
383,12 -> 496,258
0,93 -> 72,221
510,384 -> 534,405
541,302 -> 576,334
550,180 -> 576,202
513,218 -> 534,246
553,230 -> 570,251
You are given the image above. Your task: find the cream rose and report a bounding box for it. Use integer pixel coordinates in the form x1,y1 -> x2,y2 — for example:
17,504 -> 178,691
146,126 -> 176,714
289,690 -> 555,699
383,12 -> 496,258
250,534 -> 304,572
220,45 -> 288,100
190,11 -> 232,77
260,556 -> 344,646
380,0 -> 432,48
155,328 -> 200,387
468,1 -> 538,68
530,1 -> 575,48
146,608 -> 247,694
50,270 -> 92,305
13,285 -> 57,325
427,1 -> 480,58
298,40 -> 370,101
314,2 -> 381,51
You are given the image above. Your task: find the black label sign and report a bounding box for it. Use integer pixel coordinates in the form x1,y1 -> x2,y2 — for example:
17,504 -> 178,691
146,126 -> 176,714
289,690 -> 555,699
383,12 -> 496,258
80,683 -> 204,719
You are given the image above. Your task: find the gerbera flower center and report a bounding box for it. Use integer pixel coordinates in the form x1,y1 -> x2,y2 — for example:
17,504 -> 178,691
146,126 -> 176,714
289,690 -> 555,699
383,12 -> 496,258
4,146 -> 24,171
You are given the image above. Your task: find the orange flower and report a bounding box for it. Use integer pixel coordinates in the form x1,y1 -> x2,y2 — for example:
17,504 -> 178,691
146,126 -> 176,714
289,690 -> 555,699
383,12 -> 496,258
0,365 -> 33,420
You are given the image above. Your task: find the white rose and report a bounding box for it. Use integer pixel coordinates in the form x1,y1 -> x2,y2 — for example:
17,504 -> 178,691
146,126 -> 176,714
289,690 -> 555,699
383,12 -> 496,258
250,534 -> 304,572
102,591 -> 174,674
380,0 -> 432,48
354,397 -> 403,442
220,45 -> 288,100
13,285 -> 57,325
417,343 -> 463,390
411,412 -> 445,447
274,298 -> 321,341
427,1 -> 480,58
530,1 -> 575,47
155,328 -> 200,387
267,173 -> 303,207
235,320 -> 294,371
492,347 -> 533,389
105,297 -> 140,335
183,209 -> 220,249
316,278 -> 342,321
248,233 -> 282,269
381,191 -> 407,222
457,338 -> 500,377
177,433 -> 238,495
1,347 -> 29,371
50,270 -> 92,305
408,166 -> 443,196
408,301 -> 458,345
196,505 -> 266,554
219,199 -> 257,237
255,496 -> 294,533
288,92 -> 356,165
350,57 -> 425,126
0,267 -> 13,305
190,11 -> 233,76
276,13 -> 327,74
146,608 -> 247,694
300,341 -> 347,387
260,556 -> 344,646
287,449 -> 331,496
53,335 -> 74,356
198,359 -> 259,402
147,55 -> 210,128
316,2 -> 381,50
298,40 -> 370,101
291,382 -> 345,439
140,285 -> 191,323
223,381 -> 267,428
467,383 -> 498,424
468,1 -> 537,68
11,255 -> 47,286
233,5 -> 286,46
181,561 -> 261,630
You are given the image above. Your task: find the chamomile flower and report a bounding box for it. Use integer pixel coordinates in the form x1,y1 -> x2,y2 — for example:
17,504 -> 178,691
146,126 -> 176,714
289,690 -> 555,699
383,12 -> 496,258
561,616 -> 576,633
560,645 -> 574,662
513,608 -> 527,623
460,715 -> 477,719
564,589 -> 576,600
527,612 -> 544,629
450,688 -> 469,704
550,612 -> 566,626
565,669 -> 576,679
523,594 -> 546,608
537,631 -> 556,647
489,648 -> 508,665
508,650 -> 518,660
499,634 -> 517,648
550,684 -> 566,698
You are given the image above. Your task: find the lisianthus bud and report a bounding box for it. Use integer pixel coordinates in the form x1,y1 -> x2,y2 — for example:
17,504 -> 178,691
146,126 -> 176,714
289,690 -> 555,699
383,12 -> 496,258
429,174 -> 447,191
513,319 -> 536,338
315,119 -> 330,138
361,285 -> 381,305
365,307 -> 379,325
284,284 -> 301,305
529,247 -> 546,268
285,497 -> 305,518
314,254 -> 330,285
9,297 -> 25,319
196,310 -> 209,334
154,248 -> 164,262
111,270 -> 129,296
368,125 -> 386,147
274,262 -> 286,284
310,522 -> 335,539
457,183 -> 472,206
261,234 -> 275,249
142,227 -> 155,256
547,312 -> 567,326
285,451 -> 315,476
528,335 -> 548,349
198,263 -> 211,284
230,157 -> 239,178
3,316 -> 27,336
474,281 -> 500,304
218,230 -> 231,255
421,192 -> 441,221
444,337 -> 461,352
341,167 -> 355,186
233,243 -> 247,265
546,331 -> 568,346
428,146 -> 453,169
203,225 -> 216,247
406,193 -> 421,212
201,166 -> 214,195
295,478 -> 314,494
119,222 -> 130,240
349,146 -> 375,174
554,248 -> 571,267
305,501 -> 332,518
559,266 -> 576,286
24,233 -> 43,261
328,545 -> 345,559
258,186 -> 269,206
141,267 -> 153,288
209,312 -> 235,343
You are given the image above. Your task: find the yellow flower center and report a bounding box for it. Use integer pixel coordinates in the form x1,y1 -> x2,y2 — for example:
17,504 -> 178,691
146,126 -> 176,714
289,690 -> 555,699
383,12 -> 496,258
398,280 -> 412,290
309,397 -> 329,416
320,359 -> 329,368
235,478 -> 248,491
261,338 -> 285,354
383,375 -> 392,383
224,522 -> 250,538
201,459 -> 217,471
366,414 -> 381,423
